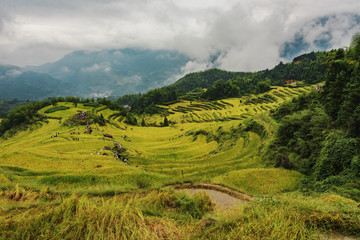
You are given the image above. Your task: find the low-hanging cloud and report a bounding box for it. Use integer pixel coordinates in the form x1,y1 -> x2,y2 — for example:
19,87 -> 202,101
80,63 -> 111,73
1,0 -> 360,72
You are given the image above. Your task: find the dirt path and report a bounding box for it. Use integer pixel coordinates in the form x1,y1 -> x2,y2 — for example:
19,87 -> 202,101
180,188 -> 245,210
172,183 -> 253,210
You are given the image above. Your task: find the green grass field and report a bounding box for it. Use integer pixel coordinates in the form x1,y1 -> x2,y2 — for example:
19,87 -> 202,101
1,85 -> 359,239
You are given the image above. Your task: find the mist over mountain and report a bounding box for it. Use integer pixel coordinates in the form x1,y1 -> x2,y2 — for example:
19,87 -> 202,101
26,49 -> 191,98
0,65 -> 69,100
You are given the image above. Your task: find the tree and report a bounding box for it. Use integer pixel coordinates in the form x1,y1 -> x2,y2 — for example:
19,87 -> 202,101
124,113 -> 137,126
256,79 -> 271,93
50,98 -> 57,107
163,115 -> 169,127
141,118 -> 146,127
349,33 -> 360,60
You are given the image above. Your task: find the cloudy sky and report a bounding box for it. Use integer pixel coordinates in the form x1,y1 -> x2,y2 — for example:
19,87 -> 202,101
1,0 -> 360,71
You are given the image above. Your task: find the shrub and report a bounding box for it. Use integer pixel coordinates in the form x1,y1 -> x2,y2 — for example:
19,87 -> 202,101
135,173 -> 152,189
174,192 -> 213,219
44,106 -> 69,113
314,132 -> 358,180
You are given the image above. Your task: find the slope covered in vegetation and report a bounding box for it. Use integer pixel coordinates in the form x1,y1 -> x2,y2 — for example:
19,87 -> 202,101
269,35 -> 360,200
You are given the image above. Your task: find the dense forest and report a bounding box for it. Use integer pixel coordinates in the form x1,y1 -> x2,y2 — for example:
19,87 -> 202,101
270,34 -> 360,199
117,50 -> 328,114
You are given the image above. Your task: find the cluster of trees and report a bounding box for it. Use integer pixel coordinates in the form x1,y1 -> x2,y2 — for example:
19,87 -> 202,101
0,99 -> 30,118
168,69 -> 253,92
262,51 -> 328,85
0,100 -> 51,137
271,94 -> 360,196
270,34 -> 360,197
322,39 -> 360,137
202,77 -> 271,100
118,88 -> 177,114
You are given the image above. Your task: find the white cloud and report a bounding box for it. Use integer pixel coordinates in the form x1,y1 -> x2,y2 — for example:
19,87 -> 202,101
164,60 -> 213,85
80,63 -> 111,73
88,90 -> 113,99
81,64 -> 101,72
113,50 -> 123,56
104,67 -> 111,73
6,69 -> 23,77
1,0 -> 360,71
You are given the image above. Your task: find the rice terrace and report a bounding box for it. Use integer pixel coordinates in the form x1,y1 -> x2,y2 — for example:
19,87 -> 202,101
2,1 -> 360,238
1,86 -> 306,193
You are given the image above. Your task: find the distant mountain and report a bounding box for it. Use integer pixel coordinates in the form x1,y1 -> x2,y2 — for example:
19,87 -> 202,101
26,49 -> 191,98
0,65 -> 69,100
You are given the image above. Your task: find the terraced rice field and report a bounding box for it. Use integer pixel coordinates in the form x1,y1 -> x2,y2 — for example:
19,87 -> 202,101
151,86 -> 312,124
0,86 -> 313,195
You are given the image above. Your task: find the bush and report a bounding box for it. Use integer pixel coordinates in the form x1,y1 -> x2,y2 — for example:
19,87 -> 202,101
175,192 -> 213,219
314,132 -> 358,180
135,174 -> 152,189
44,106 -> 69,113
124,113 -> 137,126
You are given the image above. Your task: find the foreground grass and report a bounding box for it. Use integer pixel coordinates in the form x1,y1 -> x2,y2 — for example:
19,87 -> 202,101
0,187 -> 359,239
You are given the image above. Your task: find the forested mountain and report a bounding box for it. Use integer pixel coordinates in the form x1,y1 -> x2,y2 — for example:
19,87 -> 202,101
0,65 -> 69,100
26,49 -> 191,98
172,51 -> 327,91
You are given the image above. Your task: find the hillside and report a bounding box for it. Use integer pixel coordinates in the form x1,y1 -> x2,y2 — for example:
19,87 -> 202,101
0,86 -> 309,192
170,51 -> 327,93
